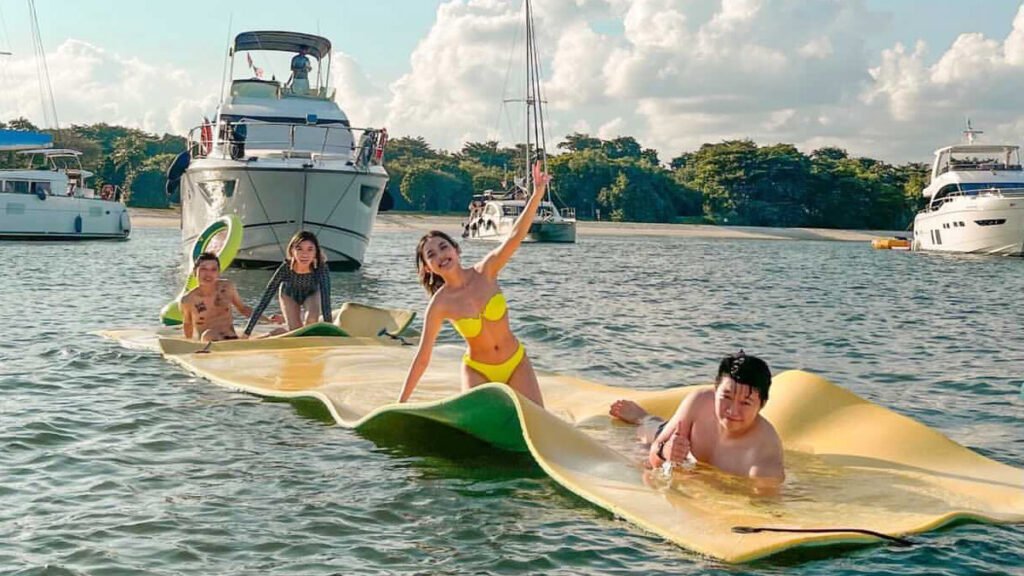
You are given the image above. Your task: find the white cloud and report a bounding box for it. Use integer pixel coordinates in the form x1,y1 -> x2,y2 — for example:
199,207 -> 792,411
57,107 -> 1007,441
597,116 -> 626,139
383,0 -> 521,150
330,51 -> 389,129
8,1 -> 1024,165
545,22 -> 612,108
860,2 -> 1024,160
0,39 -> 220,134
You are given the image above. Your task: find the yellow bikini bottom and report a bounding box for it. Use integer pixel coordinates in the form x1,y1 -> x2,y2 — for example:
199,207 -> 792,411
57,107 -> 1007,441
462,343 -> 526,384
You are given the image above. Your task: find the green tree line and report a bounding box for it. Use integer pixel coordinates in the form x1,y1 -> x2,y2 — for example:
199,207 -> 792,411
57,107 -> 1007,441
386,133 -> 927,230
2,117 -> 928,229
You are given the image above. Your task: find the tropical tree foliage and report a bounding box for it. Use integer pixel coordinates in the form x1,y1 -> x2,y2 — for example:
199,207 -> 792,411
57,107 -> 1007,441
673,140 -> 926,229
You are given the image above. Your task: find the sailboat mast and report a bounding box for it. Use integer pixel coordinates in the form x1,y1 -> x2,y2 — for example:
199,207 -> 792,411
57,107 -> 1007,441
524,0 -> 551,203
524,0 -> 533,195
28,0 -> 59,135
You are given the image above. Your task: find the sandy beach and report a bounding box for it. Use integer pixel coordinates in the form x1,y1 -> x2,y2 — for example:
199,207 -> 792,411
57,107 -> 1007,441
128,207 -> 898,242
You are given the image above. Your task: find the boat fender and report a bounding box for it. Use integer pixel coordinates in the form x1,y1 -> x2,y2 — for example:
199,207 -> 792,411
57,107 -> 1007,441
379,188 -> 394,212
119,211 -> 131,235
74,215 -> 82,233
165,151 -> 191,197
36,187 -> 46,201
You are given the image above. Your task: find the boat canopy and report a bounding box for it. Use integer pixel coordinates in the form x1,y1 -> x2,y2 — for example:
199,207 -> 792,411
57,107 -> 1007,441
17,148 -> 81,156
0,130 -> 52,152
935,144 -> 1020,156
233,31 -> 331,60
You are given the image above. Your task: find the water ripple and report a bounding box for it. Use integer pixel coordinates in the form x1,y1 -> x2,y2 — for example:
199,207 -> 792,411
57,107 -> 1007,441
0,229 -> 1021,574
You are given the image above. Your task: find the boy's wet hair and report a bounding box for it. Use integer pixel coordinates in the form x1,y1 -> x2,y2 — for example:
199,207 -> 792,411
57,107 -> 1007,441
716,351 -> 772,405
193,251 -> 220,271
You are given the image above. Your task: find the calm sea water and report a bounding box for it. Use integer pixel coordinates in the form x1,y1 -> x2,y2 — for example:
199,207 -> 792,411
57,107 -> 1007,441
0,227 -> 1021,575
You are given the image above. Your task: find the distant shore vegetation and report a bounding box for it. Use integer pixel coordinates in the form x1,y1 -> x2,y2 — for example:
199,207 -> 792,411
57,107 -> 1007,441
2,117 -> 927,230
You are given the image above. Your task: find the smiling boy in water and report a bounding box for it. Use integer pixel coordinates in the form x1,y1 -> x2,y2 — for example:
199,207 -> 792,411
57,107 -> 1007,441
180,252 -> 279,341
609,352 -> 785,483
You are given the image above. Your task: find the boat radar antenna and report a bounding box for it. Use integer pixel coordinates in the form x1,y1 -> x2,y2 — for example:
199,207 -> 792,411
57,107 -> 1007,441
963,118 -> 983,144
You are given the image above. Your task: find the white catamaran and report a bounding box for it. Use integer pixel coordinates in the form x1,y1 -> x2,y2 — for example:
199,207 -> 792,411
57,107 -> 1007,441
0,1 -> 129,241
0,133 -> 130,240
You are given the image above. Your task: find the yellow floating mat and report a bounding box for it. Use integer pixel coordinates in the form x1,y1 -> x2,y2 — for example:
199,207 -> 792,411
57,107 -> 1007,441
156,339 -> 1024,562
100,302 -> 420,353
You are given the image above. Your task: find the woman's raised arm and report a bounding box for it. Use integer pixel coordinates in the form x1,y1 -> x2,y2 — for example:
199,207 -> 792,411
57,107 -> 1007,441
479,162 -> 551,278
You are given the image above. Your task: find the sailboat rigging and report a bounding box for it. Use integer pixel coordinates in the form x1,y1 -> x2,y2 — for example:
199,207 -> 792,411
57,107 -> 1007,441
465,0 -> 577,243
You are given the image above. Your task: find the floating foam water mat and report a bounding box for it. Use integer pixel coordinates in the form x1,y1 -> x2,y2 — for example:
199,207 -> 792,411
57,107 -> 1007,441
101,330 -> 1024,562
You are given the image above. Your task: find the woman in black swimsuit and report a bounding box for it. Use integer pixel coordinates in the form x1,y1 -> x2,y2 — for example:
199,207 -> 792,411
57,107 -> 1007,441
243,231 -> 332,337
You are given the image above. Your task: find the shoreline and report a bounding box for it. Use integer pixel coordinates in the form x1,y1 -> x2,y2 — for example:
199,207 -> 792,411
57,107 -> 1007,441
128,208 -> 900,242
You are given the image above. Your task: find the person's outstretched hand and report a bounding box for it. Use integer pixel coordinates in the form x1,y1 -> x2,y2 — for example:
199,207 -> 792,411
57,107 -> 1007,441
532,161 -> 551,191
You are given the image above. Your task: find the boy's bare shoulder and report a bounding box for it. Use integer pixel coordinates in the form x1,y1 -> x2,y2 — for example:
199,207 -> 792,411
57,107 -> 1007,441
691,387 -> 715,404
683,387 -> 716,422
215,278 -> 237,290
180,287 -> 200,304
755,416 -> 784,454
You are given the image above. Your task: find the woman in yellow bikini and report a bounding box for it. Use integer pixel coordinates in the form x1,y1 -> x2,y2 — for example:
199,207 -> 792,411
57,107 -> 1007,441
398,162 -> 550,407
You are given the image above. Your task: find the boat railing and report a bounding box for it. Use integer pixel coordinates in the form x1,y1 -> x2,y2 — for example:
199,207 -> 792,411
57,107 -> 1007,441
501,204 -> 524,218
560,207 -> 576,220
186,121 -> 388,168
926,186 -> 1024,211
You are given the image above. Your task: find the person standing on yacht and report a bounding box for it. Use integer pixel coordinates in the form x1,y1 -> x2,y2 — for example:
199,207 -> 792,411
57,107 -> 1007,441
289,47 -> 312,94
398,162 -> 551,407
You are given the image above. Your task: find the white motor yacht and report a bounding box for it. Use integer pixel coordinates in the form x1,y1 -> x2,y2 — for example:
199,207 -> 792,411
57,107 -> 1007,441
171,31 -> 389,270
913,123 -> 1024,255
0,131 -> 130,240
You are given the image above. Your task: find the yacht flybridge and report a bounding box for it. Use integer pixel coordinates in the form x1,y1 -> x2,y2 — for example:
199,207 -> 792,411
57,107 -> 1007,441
171,31 -> 389,270
912,123 -> 1024,255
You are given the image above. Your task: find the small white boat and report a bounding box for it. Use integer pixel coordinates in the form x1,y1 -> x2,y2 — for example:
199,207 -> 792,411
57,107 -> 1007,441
913,122 -> 1024,256
173,30 -> 389,270
0,132 -> 130,240
465,192 -> 576,243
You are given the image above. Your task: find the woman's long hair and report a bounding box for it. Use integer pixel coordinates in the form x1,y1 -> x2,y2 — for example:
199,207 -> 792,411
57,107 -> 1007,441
416,230 -> 459,296
286,231 -> 323,270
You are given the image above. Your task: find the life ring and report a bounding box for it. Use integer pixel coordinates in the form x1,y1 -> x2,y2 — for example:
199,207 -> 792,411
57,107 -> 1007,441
373,128 -> 388,164
200,121 -> 213,156
160,215 -> 244,325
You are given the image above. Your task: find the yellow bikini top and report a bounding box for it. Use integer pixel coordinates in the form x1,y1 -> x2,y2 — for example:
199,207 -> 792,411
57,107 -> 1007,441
450,292 -> 507,339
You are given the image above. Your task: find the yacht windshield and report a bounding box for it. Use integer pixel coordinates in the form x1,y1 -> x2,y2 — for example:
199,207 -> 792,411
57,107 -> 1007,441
937,148 -> 1022,175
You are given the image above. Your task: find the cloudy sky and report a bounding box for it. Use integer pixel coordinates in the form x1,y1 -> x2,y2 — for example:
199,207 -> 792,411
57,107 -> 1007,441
2,0 -> 1023,164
